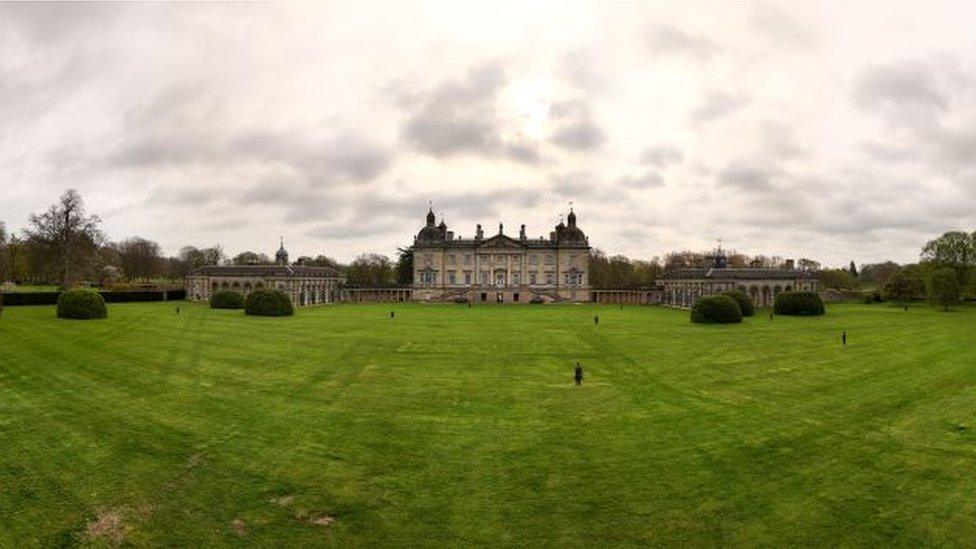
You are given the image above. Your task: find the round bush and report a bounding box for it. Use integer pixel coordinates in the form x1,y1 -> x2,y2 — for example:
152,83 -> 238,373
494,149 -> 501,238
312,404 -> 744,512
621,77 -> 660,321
244,289 -> 294,317
57,288 -> 107,320
691,295 -> 742,324
210,291 -> 244,309
773,291 -> 825,316
722,291 -> 755,317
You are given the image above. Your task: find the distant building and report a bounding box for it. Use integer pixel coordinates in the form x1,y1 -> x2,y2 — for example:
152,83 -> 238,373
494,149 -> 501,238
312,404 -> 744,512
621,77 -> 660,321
659,252 -> 818,308
185,239 -> 345,306
410,207 -> 590,303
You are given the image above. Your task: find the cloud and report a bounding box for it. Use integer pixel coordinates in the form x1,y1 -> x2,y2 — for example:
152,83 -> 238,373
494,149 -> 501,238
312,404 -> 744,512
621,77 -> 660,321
690,90 -> 750,124
717,161 -> 781,190
618,170 -> 664,190
548,99 -> 605,151
853,62 -> 948,113
646,24 -> 720,59
552,171 -> 597,196
398,63 -> 538,164
640,145 -> 684,167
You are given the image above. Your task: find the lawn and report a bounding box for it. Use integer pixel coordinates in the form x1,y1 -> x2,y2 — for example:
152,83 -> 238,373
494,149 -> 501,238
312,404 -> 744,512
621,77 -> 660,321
1,302 -> 974,546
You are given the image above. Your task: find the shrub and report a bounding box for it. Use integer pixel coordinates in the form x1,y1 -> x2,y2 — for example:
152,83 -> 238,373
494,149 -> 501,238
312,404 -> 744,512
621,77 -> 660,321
244,289 -> 294,317
56,288 -> 107,320
691,295 -> 742,324
773,291 -> 825,316
721,291 -> 754,317
211,291 -> 245,309
0,291 -> 61,306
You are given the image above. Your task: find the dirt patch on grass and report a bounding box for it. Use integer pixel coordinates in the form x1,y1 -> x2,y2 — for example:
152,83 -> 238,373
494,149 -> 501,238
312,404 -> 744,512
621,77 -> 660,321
269,495 -> 293,507
185,453 -> 204,468
85,508 -> 127,545
231,518 -> 246,536
310,515 -> 335,527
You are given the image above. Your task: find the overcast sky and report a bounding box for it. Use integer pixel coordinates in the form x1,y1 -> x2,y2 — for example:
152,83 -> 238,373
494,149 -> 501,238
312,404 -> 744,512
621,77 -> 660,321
2,2 -> 975,266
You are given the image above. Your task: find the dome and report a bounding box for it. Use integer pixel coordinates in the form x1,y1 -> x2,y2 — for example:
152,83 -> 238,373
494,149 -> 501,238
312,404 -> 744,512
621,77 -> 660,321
417,225 -> 445,241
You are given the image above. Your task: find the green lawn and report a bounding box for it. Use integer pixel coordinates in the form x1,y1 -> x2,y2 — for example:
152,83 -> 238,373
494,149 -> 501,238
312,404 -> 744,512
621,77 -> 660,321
1,302 -> 974,546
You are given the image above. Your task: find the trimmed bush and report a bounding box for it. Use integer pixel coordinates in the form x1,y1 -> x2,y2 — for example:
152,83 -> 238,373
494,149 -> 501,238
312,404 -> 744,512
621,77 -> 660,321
57,288 -> 107,320
210,291 -> 245,309
244,289 -> 294,317
691,295 -> 742,324
721,291 -> 755,317
774,291 -> 825,316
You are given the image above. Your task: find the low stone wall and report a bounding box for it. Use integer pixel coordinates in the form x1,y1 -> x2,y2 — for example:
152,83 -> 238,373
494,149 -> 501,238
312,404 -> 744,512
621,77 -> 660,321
339,288 -> 413,302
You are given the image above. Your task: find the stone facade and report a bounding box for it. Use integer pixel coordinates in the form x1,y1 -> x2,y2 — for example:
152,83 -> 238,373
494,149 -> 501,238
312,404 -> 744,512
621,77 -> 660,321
184,241 -> 345,307
660,253 -> 818,309
410,208 -> 590,303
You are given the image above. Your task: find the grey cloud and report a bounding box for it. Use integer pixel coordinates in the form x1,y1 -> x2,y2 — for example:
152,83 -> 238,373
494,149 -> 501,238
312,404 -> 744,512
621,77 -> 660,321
718,161 -> 781,190
861,141 -> 916,162
691,90 -> 750,124
618,171 -> 664,190
398,63 -> 538,164
552,171 -> 597,197
749,4 -> 815,47
761,122 -> 805,160
641,145 -> 684,167
550,120 -> 605,151
853,62 -> 948,113
647,25 -> 720,59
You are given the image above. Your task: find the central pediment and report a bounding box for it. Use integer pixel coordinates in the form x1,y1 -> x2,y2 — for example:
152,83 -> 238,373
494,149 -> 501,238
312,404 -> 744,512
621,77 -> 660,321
477,235 -> 524,249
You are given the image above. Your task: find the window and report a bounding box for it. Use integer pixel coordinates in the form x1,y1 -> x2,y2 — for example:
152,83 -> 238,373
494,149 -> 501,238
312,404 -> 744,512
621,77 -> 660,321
448,271 -> 456,285
512,273 -> 520,286
464,254 -> 472,265
529,273 -> 536,285
545,254 -> 555,266
464,272 -> 472,285
448,254 -> 456,265
530,255 -> 539,266
545,273 -> 554,285
480,271 -> 488,285
495,272 -> 506,287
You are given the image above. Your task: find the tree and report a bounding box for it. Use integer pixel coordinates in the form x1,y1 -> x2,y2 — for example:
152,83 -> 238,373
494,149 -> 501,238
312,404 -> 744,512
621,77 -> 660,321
817,268 -> 855,290
395,248 -> 413,286
883,268 -> 924,306
921,231 -> 974,291
116,237 -> 164,281
345,253 -> 395,287
859,261 -> 900,288
25,189 -> 102,289
0,220 -> 7,282
294,255 -> 341,270
928,267 -> 960,311
232,251 -> 272,265
848,261 -> 858,279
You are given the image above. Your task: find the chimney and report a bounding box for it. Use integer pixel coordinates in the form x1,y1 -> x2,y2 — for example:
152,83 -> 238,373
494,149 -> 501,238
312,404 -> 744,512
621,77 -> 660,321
519,224 -> 526,240
476,224 -> 483,240
498,223 -> 504,234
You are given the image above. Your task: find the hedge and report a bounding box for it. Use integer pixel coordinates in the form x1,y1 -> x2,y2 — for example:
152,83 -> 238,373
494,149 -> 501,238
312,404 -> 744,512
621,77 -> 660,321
691,295 -> 742,324
1,289 -> 184,306
244,289 -> 294,317
773,291 -> 825,316
721,291 -> 755,317
57,288 -> 107,320
211,291 -> 245,309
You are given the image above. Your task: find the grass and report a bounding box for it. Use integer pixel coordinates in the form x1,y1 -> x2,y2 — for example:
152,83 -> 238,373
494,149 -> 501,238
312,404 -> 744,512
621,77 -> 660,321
1,301 -> 975,546
1,285 -> 59,293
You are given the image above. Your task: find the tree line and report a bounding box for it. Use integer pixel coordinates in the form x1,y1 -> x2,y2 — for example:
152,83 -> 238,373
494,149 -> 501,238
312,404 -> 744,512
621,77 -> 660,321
3,190 -> 974,305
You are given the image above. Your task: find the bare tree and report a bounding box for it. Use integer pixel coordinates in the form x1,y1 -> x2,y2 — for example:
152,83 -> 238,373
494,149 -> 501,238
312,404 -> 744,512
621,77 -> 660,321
116,237 -> 164,281
25,189 -> 102,289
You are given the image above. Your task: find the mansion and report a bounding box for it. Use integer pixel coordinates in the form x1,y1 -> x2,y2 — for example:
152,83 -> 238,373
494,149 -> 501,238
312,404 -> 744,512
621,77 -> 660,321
184,240 -> 345,306
660,252 -> 819,308
410,208 -> 590,303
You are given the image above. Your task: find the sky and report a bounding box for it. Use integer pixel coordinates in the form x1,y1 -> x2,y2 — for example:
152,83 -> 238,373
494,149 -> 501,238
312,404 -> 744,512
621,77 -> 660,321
2,1 -> 975,266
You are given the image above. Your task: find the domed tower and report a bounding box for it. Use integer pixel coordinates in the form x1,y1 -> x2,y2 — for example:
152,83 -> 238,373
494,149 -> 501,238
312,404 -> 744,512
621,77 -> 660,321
416,207 -> 446,241
276,237 -> 289,266
557,207 -> 587,243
